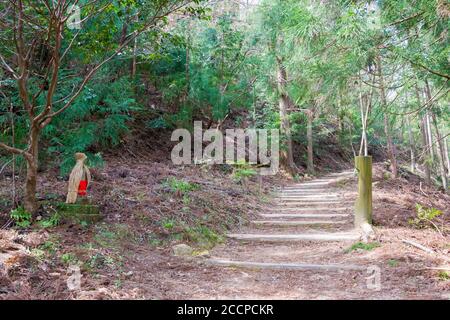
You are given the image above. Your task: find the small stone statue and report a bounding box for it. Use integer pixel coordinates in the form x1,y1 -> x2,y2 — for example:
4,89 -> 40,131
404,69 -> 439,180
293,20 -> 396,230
66,153 -> 91,204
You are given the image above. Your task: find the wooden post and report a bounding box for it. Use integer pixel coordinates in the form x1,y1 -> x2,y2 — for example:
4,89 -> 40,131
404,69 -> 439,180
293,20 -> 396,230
354,156 -> 372,228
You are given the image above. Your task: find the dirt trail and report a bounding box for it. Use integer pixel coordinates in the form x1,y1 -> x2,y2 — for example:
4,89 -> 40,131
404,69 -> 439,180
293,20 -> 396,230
73,169 -> 449,300
2,161 -> 448,300
157,171 -> 447,300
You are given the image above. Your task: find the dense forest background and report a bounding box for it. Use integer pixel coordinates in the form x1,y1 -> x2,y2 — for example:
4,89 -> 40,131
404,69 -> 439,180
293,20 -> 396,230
0,0 -> 449,212
0,0 -> 449,300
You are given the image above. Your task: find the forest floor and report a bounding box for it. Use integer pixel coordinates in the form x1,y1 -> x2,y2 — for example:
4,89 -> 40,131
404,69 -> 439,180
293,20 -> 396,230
0,150 -> 449,299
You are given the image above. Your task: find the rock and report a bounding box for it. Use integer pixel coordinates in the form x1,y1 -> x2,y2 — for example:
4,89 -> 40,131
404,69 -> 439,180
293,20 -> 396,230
172,244 -> 194,257
41,202 -> 102,223
193,250 -> 210,257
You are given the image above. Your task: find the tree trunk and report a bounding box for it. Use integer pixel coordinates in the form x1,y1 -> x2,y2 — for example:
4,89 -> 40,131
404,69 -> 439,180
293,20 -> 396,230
276,56 -> 296,173
131,14 -> 138,78
358,92 -> 369,156
306,109 -> 315,174
426,111 -> 434,161
415,84 -> 431,183
406,115 -> 416,172
24,127 -> 40,213
420,115 -> 432,184
426,82 -> 447,191
444,135 -> 450,177
377,55 -> 398,178
383,113 -> 398,177
431,113 -> 448,191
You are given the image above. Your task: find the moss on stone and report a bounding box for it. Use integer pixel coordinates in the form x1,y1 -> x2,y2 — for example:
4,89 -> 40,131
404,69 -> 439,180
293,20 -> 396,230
41,201 -> 102,223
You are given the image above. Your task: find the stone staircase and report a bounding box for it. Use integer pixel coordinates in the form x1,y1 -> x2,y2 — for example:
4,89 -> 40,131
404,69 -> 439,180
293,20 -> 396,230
207,170 -> 366,271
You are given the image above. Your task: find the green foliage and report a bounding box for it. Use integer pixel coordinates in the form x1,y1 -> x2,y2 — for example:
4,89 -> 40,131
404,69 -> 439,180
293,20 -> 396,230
438,271 -> 450,281
61,252 -> 78,265
163,177 -> 199,193
148,13 -> 254,128
183,225 -> 223,247
45,73 -> 139,175
40,240 -> 60,255
408,204 -> 442,228
161,218 -> 176,230
231,161 -> 258,182
1,0 -> 449,222
10,207 -> 32,228
388,259 -> 399,267
38,213 -> 61,229
94,223 -> 133,247
345,241 -> 380,253
87,253 -> 115,270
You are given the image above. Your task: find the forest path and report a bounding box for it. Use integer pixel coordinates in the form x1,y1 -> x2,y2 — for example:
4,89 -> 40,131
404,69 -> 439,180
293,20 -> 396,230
187,170 -> 395,299
207,170 -> 364,270
122,169 -> 446,299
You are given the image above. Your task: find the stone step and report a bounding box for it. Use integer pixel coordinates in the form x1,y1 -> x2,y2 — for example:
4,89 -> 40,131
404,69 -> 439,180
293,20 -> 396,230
276,198 -> 343,203
251,220 -> 346,226
324,171 -> 354,177
277,193 -> 339,197
276,199 -> 345,203
227,232 -> 360,242
267,207 -> 350,212
283,183 -> 334,188
275,201 -> 350,207
277,193 -> 338,197
259,213 -> 350,219
277,196 -> 341,200
280,188 -> 336,192
207,259 -> 365,271
276,196 -> 340,200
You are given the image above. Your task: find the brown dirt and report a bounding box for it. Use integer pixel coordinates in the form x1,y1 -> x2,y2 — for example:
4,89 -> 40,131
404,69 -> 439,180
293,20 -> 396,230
0,157 -> 449,300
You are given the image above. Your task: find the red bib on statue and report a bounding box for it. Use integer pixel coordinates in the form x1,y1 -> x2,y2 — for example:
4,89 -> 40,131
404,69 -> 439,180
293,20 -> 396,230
78,180 -> 88,196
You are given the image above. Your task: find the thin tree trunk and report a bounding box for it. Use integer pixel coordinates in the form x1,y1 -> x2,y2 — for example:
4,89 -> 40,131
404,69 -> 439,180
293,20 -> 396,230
358,92 -> 369,156
24,127 -> 39,213
444,135 -> 450,177
185,23 -> 190,100
424,81 -> 438,163
416,84 -> 431,183
131,14 -> 139,78
131,39 -> 137,78
306,109 -> 314,174
431,113 -> 448,191
425,81 -> 447,190
420,115 -> 432,184
10,100 -> 17,206
276,56 -> 296,173
383,113 -> 398,177
426,111 -> 434,161
406,114 -> 416,172
377,55 -> 398,178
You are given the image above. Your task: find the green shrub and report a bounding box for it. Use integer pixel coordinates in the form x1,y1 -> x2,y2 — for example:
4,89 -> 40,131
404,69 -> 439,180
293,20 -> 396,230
408,204 -> 442,228
38,213 -> 60,228
61,252 -> 78,265
183,225 -> 223,247
438,271 -> 450,281
10,207 -> 32,228
345,241 -> 380,253
161,218 -> 176,230
231,160 -> 257,182
164,177 -> 199,193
